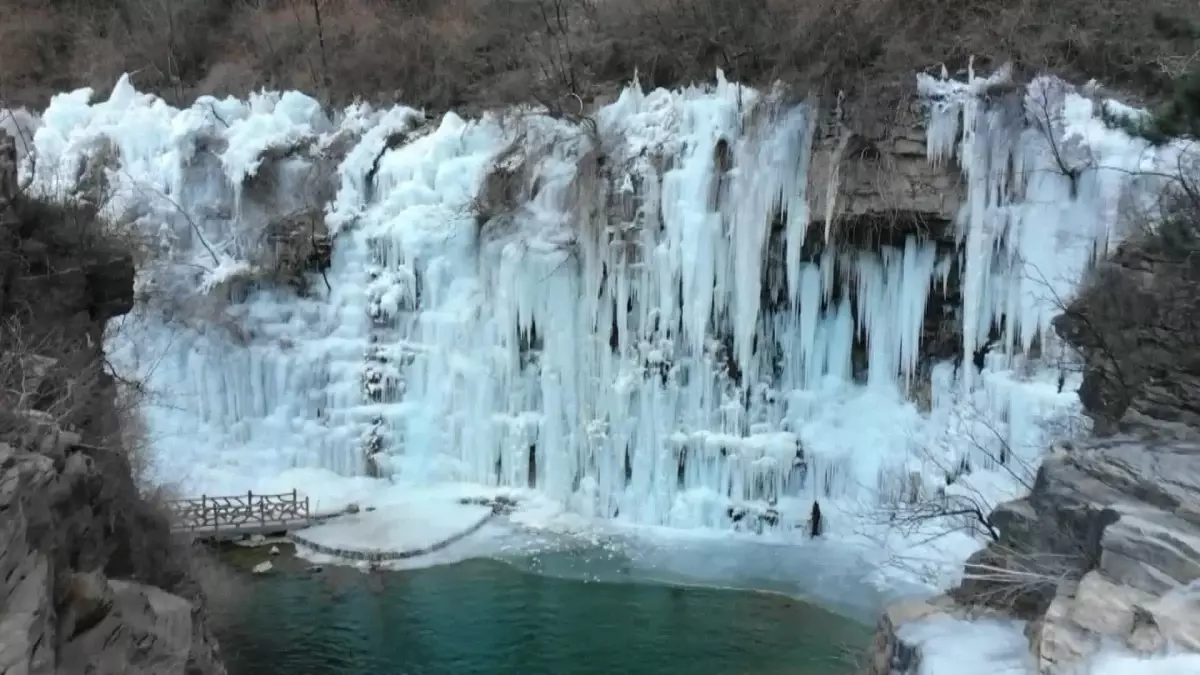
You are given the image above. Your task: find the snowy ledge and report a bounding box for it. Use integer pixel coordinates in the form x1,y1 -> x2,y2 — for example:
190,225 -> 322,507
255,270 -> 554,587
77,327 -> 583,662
288,497 -> 498,563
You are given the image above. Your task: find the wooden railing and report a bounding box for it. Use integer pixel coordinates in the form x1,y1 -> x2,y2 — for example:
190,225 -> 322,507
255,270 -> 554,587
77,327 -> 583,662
167,490 -> 311,536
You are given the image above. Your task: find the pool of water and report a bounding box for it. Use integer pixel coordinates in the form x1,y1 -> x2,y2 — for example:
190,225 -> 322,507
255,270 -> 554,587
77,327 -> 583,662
213,549 -> 871,675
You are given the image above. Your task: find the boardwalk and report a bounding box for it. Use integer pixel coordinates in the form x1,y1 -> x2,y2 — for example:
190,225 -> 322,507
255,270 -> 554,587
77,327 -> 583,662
167,490 -> 312,539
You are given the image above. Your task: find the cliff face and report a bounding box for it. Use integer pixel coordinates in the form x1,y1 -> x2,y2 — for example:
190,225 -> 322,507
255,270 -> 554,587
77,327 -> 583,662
0,433 -> 228,675
0,131 -> 226,674
1016,216 -> 1200,672
1054,225 -> 1200,437
866,197 -> 1200,673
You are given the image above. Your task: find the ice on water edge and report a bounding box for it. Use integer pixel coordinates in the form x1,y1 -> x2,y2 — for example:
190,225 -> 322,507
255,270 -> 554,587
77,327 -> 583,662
17,69 -> 1185,560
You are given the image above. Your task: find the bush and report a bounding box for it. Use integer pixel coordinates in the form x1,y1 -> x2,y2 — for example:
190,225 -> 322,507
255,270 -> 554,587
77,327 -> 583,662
1100,17 -> 1200,143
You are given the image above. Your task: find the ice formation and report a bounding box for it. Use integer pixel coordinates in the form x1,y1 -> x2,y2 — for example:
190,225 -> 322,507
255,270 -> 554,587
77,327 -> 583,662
17,68 -> 1185,548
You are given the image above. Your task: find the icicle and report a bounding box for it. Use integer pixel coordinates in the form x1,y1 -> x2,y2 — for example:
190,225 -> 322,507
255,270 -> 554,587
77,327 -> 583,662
786,100 -> 819,306
822,91 -> 850,246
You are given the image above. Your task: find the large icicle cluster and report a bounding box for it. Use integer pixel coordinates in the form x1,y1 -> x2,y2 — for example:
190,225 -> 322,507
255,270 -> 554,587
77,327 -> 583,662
17,68 -> 1181,534
919,66 -> 1184,389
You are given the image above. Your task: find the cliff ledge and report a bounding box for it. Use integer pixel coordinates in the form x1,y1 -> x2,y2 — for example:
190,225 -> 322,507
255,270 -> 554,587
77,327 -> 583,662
0,130 -> 226,675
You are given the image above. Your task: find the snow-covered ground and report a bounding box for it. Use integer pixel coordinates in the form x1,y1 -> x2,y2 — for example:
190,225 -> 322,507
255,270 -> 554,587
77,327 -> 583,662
293,493 -> 491,553
11,65 -> 1198,674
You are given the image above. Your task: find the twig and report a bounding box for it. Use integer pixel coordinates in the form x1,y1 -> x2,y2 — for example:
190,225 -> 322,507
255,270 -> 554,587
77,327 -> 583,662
122,171 -> 221,267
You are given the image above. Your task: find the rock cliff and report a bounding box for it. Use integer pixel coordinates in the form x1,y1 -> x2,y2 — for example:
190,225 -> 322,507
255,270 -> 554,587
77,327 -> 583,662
0,130 -> 226,675
865,182 -> 1200,673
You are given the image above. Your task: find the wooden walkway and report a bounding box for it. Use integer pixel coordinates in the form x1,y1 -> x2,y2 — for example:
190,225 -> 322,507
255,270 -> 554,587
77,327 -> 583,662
167,490 -> 312,540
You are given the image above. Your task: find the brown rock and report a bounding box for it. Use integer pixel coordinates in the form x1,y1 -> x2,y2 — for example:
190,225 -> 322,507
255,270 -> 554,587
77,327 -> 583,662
59,570 -> 115,639
1,418 -> 226,674
59,580 -> 198,675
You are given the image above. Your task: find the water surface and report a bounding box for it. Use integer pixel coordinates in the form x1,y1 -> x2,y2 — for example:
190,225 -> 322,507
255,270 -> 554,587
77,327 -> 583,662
215,552 -> 870,675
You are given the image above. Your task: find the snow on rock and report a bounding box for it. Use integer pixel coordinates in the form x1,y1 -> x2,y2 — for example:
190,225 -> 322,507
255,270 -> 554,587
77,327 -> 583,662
197,254 -> 254,294
16,66 -> 1189,594
219,90 -> 331,185
868,593 -> 1200,675
290,495 -> 493,560
1087,651 -> 1200,675
899,614 -> 1035,675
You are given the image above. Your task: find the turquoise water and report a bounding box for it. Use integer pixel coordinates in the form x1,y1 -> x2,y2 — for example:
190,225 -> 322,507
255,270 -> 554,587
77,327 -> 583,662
214,551 -> 870,675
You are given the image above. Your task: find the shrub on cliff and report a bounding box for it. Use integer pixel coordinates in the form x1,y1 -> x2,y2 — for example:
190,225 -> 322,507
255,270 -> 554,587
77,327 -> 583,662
1140,66 -> 1200,141
1101,17 -> 1200,143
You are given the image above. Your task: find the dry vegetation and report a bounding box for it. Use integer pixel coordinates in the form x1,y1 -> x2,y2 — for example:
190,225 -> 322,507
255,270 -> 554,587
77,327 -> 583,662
1,133 -> 244,637
1,126 -> 143,485
0,202 -> 140,453
1,0 -> 1198,118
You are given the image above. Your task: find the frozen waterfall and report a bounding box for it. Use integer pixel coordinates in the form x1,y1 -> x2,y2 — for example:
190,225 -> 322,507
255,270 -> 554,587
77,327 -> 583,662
18,68 -> 1181,539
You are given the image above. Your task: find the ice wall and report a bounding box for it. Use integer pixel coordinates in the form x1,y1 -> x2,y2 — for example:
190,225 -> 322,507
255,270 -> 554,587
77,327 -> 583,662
19,69 -> 1182,535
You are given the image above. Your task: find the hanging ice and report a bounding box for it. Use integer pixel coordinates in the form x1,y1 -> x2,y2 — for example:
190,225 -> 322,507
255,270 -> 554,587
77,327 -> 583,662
19,67 -> 1187,534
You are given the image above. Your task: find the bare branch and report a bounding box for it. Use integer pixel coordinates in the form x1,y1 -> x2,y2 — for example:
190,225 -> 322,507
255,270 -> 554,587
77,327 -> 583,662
120,170 -> 221,267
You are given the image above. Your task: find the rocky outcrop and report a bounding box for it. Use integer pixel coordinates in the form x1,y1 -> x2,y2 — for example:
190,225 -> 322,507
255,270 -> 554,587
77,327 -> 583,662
974,434 -> 1200,672
0,130 -> 226,674
794,101 -> 962,265
1052,221 -> 1200,437
1,437 -> 225,675
809,102 -> 963,236
864,164 -> 1200,675
866,435 -> 1200,675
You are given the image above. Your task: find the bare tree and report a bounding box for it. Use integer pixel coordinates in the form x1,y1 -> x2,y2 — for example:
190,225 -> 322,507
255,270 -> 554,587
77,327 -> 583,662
0,314 -> 141,469
874,399 -> 1048,548
0,319 -> 89,428
857,373 -> 1091,602
285,0 -> 332,103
